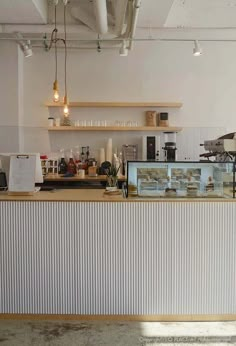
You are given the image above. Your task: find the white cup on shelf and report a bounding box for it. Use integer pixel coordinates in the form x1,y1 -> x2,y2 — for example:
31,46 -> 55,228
48,117 -> 54,127
55,118 -> 61,127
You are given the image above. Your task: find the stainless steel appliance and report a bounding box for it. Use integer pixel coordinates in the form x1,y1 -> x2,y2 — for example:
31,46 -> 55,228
162,132 -> 177,161
200,132 -> 236,161
142,135 -> 160,161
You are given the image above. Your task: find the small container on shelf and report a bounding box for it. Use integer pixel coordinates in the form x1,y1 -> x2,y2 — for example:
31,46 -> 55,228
158,112 -> 169,127
48,117 -> 54,127
128,183 -> 137,196
145,111 -> 157,126
88,162 -> 97,177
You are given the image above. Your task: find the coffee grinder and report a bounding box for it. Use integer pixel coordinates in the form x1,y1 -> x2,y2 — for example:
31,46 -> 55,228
163,132 -> 177,161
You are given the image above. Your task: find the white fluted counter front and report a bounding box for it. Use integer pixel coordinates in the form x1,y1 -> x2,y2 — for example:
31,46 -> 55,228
0,190 -> 235,320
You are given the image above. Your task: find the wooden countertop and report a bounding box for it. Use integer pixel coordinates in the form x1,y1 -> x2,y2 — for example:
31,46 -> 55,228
44,174 -> 126,182
0,189 -> 235,202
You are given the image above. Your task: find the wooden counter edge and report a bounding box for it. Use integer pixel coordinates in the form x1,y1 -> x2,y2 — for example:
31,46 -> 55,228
0,189 -> 236,202
0,313 -> 235,322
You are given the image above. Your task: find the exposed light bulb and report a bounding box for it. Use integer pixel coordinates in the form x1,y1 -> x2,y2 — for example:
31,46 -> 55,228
53,80 -> 59,102
63,95 -> 69,116
53,90 -> 59,102
63,103 -> 69,116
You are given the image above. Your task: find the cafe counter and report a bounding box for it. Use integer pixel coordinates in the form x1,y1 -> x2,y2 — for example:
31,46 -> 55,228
0,189 -> 236,320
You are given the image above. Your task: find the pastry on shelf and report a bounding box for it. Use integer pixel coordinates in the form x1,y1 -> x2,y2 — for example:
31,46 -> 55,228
205,176 -> 214,192
187,183 -> 198,197
165,188 -> 177,196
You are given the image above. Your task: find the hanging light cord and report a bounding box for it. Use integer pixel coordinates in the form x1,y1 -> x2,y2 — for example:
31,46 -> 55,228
48,4 -> 65,51
64,3 -> 67,99
54,5 -> 58,82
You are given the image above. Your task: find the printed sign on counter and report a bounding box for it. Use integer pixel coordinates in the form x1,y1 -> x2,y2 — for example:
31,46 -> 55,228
8,155 -> 36,193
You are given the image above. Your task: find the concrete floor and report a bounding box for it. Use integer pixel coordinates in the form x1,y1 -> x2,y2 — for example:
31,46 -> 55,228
0,320 -> 235,346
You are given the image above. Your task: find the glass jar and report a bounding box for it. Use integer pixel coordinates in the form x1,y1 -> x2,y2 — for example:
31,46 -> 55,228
107,175 -> 118,188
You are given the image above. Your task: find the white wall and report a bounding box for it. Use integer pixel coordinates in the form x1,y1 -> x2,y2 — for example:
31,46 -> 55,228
0,41 -> 20,151
2,39 -> 236,159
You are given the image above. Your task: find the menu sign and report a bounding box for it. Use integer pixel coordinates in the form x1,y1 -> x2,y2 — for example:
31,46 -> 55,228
8,155 -> 36,193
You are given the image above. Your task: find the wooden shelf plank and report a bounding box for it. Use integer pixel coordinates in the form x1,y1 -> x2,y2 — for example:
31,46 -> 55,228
44,174 -> 126,182
48,126 -> 182,132
45,101 -> 182,108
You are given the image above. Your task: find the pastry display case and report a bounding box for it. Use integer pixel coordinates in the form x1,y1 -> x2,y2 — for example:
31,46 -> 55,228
127,161 -> 236,199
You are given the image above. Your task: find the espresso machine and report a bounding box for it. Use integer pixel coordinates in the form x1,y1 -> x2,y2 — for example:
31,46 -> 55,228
162,132 -> 177,161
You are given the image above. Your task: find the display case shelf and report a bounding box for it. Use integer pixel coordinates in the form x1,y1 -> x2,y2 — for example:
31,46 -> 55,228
47,126 -> 183,132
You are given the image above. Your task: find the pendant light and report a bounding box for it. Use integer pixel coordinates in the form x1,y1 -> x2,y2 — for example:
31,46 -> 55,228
62,0 -> 71,125
48,0 -> 70,125
53,2 -> 59,102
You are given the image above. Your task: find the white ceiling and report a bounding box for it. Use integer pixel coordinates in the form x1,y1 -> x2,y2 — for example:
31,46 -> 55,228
1,0 -> 236,28
1,0 -> 236,40
165,0 -> 236,28
0,0 -> 48,24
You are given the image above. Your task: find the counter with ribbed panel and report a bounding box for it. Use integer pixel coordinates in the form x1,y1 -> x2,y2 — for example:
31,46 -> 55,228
0,189 -> 235,320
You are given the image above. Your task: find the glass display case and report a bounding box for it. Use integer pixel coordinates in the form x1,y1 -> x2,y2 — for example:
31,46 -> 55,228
126,161 -> 236,199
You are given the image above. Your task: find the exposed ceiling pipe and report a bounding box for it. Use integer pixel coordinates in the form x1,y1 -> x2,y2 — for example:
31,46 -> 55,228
70,6 -> 97,32
114,0 -> 128,36
128,0 -> 141,50
93,0 -> 108,35
1,24 -> 96,35
122,0 -> 134,39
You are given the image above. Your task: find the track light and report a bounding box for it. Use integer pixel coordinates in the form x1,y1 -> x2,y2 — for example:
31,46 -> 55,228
15,32 -> 33,58
119,40 -> 128,57
21,40 -> 33,57
193,40 -> 202,56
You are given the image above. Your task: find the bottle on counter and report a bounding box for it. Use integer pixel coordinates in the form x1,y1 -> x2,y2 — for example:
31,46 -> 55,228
67,150 -> 77,174
88,161 -> 97,177
58,153 -> 67,174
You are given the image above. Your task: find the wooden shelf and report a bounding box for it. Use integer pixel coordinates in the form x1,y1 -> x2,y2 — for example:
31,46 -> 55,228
48,126 -> 182,132
45,101 -> 182,108
44,174 -> 126,182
